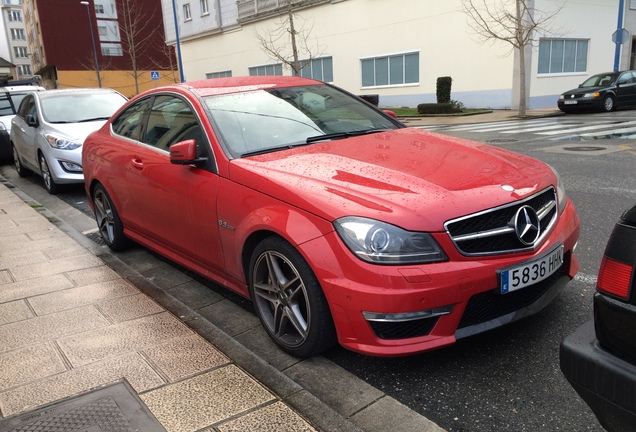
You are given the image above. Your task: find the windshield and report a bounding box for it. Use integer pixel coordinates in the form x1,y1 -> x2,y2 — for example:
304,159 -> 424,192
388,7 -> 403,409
204,84 -> 400,158
41,92 -> 126,123
580,74 -> 617,88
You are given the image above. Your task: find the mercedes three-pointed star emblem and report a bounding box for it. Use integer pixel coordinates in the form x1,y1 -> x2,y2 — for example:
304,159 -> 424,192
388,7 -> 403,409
514,205 -> 540,246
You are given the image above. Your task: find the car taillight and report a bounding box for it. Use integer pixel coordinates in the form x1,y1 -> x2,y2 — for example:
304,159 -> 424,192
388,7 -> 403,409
597,256 -> 633,300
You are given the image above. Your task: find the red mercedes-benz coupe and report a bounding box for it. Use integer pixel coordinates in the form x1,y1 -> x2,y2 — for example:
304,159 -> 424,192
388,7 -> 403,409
82,76 -> 580,357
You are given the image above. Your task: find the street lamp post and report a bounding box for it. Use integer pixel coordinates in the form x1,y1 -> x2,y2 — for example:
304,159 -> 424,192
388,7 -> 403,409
80,1 -> 102,87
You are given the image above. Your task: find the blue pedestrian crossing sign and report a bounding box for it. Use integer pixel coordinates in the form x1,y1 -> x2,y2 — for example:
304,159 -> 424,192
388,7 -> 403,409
150,71 -> 160,80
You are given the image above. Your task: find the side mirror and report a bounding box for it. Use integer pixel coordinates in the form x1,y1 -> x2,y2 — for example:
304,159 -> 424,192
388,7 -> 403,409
170,139 -> 207,165
383,109 -> 397,119
26,115 -> 37,127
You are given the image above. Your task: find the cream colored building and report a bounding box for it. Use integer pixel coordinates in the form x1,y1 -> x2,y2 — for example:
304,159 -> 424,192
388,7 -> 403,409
161,0 -> 635,110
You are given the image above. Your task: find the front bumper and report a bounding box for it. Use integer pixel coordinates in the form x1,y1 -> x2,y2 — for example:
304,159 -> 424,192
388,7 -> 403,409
558,98 -> 603,111
302,200 -> 580,357
560,320 -> 636,432
43,148 -> 84,184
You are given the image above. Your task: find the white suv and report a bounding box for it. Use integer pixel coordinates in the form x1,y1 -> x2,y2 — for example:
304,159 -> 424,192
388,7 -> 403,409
0,85 -> 45,161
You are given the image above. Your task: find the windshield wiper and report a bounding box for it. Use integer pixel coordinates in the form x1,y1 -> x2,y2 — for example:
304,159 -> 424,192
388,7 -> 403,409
305,128 -> 389,144
240,142 -> 312,158
77,117 -> 111,123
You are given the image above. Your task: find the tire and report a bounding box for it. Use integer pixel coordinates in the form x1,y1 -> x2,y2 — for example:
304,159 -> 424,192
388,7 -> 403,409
12,144 -> 30,177
38,152 -> 61,194
602,95 -> 615,112
92,183 -> 131,251
249,236 -> 337,357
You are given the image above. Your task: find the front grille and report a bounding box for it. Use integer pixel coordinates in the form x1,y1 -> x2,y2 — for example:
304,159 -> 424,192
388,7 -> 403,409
369,316 -> 439,340
445,187 -> 558,256
457,267 -> 563,329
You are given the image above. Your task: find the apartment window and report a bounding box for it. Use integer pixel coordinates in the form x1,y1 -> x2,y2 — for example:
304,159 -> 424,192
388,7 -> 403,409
200,0 -> 209,15
10,28 -> 25,40
183,3 -> 191,20
538,39 -> 588,74
98,26 -> 107,37
95,4 -> 105,14
17,64 -> 31,76
8,10 -> 21,21
631,0 -> 636,10
249,64 -> 283,76
361,52 -> 419,87
206,70 -> 232,79
102,45 -> 123,56
14,46 -> 28,58
298,57 -> 333,82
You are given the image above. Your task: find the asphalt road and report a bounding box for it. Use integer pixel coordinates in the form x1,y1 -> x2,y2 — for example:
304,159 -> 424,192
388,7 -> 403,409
2,111 -> 634,431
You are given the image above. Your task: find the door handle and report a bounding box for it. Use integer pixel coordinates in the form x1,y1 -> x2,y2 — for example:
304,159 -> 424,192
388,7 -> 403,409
131,158 -> 144,170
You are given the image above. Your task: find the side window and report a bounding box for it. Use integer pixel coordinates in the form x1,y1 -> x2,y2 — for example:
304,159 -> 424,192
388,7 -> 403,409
17,95 -> 36,121
142,95 -> 206,152
111,98 -> 151,141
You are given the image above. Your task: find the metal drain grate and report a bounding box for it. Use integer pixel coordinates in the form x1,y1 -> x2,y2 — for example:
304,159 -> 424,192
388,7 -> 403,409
486,138 -> 519,143
0,381 -> 165,432
563,146 -> 607,151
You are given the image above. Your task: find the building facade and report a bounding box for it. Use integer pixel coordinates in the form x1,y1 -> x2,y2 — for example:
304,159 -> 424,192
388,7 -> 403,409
160,0 -> 636,110
0,0 -> 30,83
22,0 -> 177,96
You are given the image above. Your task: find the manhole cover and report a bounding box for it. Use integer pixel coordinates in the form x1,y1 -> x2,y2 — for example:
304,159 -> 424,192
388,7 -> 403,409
0,381 -> 165,432
563,146 -> 607,151
486,138 -> 519,143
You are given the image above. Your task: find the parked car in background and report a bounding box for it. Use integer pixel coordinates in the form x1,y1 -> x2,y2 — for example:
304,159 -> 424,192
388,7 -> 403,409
82,76 -> 580,358
561,203 -> 636,432
11,88 -> 127,193
558,71 -> 636,113
0,85 -> 45,161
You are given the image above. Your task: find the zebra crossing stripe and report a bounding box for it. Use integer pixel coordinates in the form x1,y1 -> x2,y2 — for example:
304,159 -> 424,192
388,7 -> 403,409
580,125 -> 636,138
537,121 -> 636,135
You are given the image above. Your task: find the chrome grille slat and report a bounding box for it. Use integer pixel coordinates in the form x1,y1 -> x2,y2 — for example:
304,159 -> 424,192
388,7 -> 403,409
444,187 -> 558,256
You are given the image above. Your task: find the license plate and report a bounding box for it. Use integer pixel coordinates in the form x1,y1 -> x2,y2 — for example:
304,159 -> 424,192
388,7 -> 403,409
563,100 -> 577,105
499,244 -> 564,294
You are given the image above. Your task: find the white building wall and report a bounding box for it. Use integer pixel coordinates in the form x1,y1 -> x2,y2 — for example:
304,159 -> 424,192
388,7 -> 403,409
527,0 -> 620,109
162,0 -> 629,109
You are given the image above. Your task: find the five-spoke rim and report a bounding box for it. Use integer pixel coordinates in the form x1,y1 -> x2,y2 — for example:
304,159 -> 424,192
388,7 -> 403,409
252,250 -> 310,348
39,154 -> 52,190
94,188 -> 116,243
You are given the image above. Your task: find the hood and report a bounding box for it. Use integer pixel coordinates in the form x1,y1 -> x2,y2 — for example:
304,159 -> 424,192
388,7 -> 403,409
229,128 -> 556,231
562,85 -> 612,96
44,120 -> 108,143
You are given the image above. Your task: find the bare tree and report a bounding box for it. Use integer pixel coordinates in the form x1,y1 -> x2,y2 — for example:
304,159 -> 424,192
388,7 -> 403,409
461,0 -> 562,116
117,0 -> 158,94
255,0 -> 324,75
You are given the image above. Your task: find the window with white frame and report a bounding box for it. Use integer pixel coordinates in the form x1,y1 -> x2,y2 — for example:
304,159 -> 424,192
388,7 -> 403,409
538,39 -> 588,74
17,64 -> 31,76
298,57 -> 333,82
631,0 -> 636,10
10,28 -> 25,40
206,70 -> 232,79
183,3 -> 191,20
98,26 -> 107,37
361,52 -> 419,87
14,46 -> 28,58
249,64 -> 283,76
8,10 -> 21,21
95,4 -> 105,14
200,0 -> 209,15
101,44 -> 123,56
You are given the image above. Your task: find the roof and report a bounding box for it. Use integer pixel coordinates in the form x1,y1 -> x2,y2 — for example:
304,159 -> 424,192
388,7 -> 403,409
181,76 -> 322,97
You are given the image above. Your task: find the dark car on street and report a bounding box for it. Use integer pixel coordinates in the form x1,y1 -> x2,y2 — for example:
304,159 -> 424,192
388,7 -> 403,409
560,203 -> 636,432
558,71 -> 636,113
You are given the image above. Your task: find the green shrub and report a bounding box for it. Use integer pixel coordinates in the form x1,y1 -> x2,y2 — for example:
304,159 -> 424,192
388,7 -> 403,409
436,76 -> 452,103
417,102 -> 462,115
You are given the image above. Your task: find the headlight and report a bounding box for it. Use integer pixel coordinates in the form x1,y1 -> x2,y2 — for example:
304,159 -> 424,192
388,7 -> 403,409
548,165 -> 567,214
45,134 -> 82,150
558,95 -> 564,100
334,216 -> 447,264
583,92 -> 601,98
0,123 -> 6,131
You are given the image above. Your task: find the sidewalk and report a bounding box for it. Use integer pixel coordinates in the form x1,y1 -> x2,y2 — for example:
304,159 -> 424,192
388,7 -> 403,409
0,172 -> 445,432
398,108 -> 564,127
